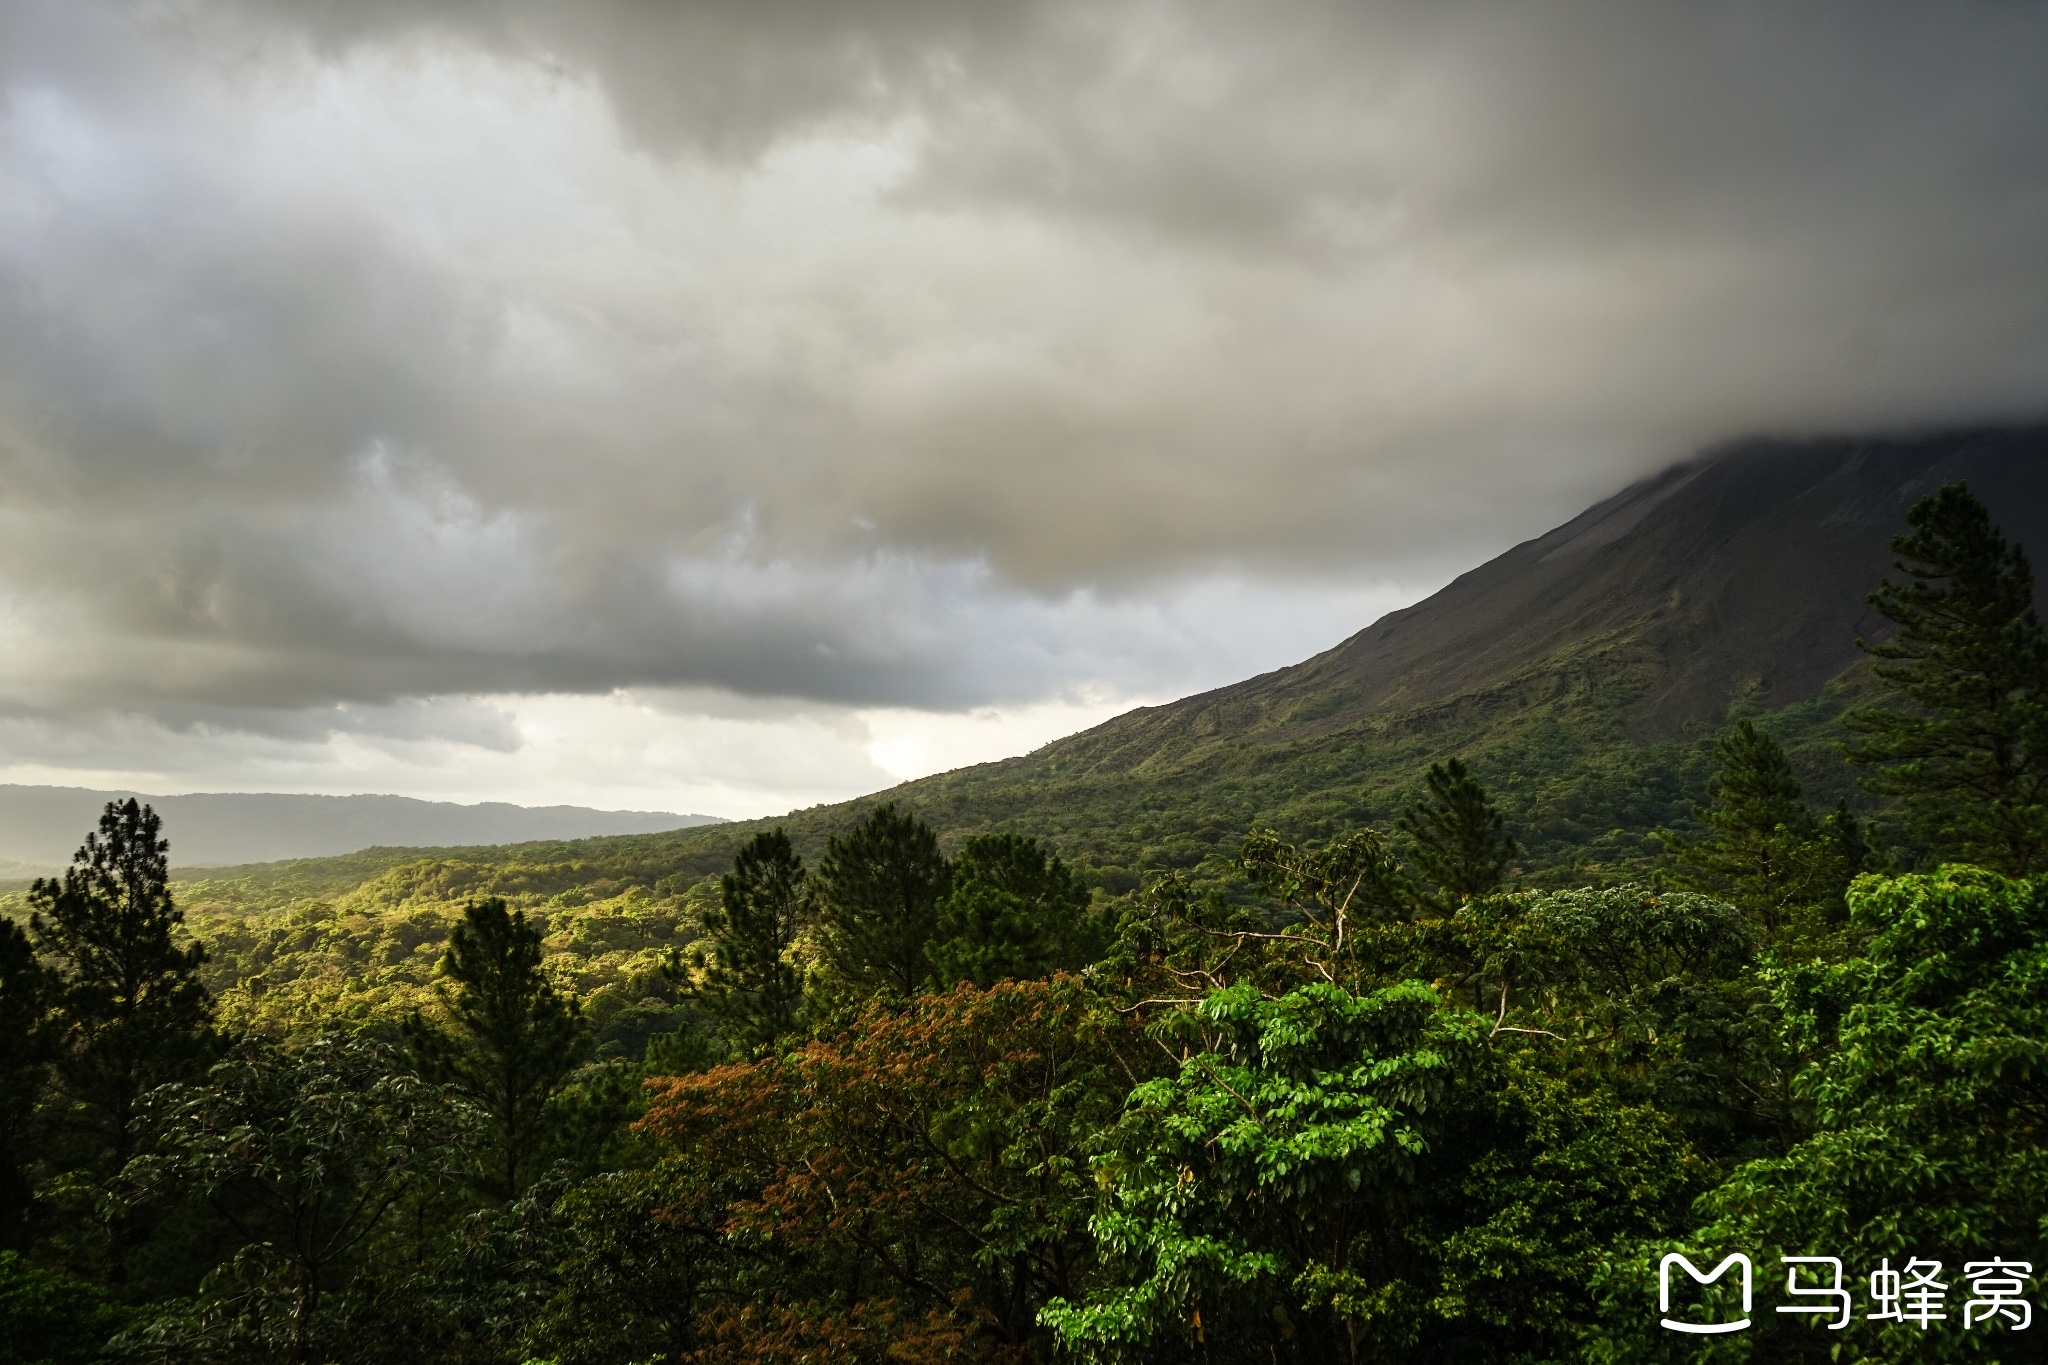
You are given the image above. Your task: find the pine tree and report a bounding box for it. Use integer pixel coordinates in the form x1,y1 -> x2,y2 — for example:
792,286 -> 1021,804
405,898 -> 591,1199
1662,719 -> 1855,932
0,920 -> 51,1250
816,804 -> 950,998
27,799 -> 213,1278
1843,482 -> 2048,874
928,833 -> 1092,988
1397,759 -> 1519,910
668,829 -> 810,1057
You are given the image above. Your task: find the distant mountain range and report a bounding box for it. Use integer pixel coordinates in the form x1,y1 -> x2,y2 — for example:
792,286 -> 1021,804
0,788 -> 723,874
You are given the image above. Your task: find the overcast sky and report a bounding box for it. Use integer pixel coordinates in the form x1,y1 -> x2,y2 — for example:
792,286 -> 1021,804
2,0 -> 2046,817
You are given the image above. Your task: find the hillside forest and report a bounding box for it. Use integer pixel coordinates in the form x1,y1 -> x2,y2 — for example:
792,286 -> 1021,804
1,481 -> 2045,1364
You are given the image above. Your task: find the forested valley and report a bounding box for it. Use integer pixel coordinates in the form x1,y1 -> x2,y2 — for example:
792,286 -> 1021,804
2,481 -> 2045,1365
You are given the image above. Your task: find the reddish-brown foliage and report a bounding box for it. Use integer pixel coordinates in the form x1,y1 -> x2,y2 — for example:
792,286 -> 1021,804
639,977 -> 1149,1359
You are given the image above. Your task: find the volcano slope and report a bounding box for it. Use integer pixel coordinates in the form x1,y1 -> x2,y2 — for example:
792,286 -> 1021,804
11,425 -> 2043,1040
201,426 -> 2048,892
861,424 -> 2048,883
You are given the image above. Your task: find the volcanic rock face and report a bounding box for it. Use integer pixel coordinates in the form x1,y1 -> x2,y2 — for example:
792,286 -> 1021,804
1047,426 -> 2048,772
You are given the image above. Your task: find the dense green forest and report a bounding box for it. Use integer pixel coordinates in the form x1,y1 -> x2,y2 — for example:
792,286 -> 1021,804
2,482 -> 2044,1364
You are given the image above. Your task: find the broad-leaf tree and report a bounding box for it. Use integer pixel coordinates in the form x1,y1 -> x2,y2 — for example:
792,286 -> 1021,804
1844,482 -> 2048,874
1041,980 -> 1474,1362
524,1157 -> 741,1365
1687,868 -> 2048,1364
642,976 -> 1141,1360
117,1033 -> 477,1365
405,898 -> 591,1199
1060,862 -> 1747,1364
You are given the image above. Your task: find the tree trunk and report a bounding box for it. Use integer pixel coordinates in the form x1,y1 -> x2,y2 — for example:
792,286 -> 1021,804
290,1267 -> 320,1365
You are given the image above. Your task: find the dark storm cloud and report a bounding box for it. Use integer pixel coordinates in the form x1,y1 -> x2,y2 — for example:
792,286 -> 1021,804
2,0 -> 2047,732
211,0 -> 2048,261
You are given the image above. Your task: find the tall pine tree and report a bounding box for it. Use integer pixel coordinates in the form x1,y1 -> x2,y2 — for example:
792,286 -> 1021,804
815,804 -> 950,998
668,829 -> 810,1057
927,833 -> 1092,988
405,898 -> 591,1199
1843,482 -> 2048,874
1397,758 -> 1519,910
28,801 -> 214,1173
0,920 -> 50,1251
1662,718 -> 1862,933
27,800 -> 213,1279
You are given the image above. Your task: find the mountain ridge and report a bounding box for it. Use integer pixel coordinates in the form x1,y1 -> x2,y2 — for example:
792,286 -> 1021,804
0,786 -> 724,873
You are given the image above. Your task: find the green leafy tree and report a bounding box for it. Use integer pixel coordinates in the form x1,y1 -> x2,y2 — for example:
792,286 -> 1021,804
1061,863 -> 1742,1364
1041,980 -> 1474,1362
115,1033 -> 478,1365
0,922 -> 50,1251
665,829 -> 810,1058
1043,975 -> 1700,1364
405,898 -> 592,1199
1397,758 -> 1519,909
815,803 -> 951,997
1844,481 -> 2048,874
1503,887 -> 1780,1160
1661,718 -> 1863,934
928,833 -> 1093,987
27,800 -> 213,1279
1683,868 -> 2048,1363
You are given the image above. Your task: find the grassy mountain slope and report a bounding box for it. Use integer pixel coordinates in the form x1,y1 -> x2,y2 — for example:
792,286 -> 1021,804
8,425 -> 2044,1045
